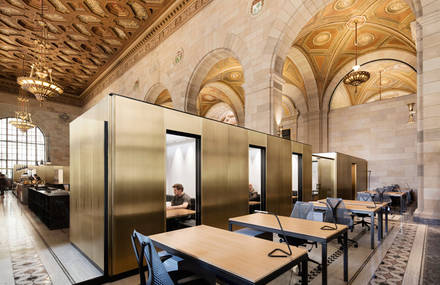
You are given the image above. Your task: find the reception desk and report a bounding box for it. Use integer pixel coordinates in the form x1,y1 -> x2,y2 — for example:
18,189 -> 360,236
28,187 -> 70,230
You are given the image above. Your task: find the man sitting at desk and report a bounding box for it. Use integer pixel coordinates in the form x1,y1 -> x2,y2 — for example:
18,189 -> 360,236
249,184 -> 260,201
167,183 -> 191,209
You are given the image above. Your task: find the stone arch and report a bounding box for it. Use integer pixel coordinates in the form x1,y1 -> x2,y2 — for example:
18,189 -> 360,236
184,33 -> 252,114
144,83 -> 169,104
322,50 -> 417,113
199,81 -> 245,125
286,47 -> 319,112
184,48 -> 246,114
283,83 -> 307,115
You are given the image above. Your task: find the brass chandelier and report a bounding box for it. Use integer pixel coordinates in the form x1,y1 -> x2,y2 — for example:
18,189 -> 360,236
17,0 -> 63,102
343,16 -> 370,86
10,58 -> 35,132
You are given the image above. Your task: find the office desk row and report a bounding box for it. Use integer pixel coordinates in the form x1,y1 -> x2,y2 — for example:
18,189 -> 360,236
360,190 -> 408,214
312,199 -> 389,249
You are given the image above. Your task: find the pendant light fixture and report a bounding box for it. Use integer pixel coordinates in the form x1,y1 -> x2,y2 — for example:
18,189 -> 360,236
343,16 -> 370,86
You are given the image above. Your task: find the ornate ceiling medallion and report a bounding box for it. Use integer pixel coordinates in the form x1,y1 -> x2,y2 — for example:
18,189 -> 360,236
313,31 -> 332,46
386,0 -> 409,14
334,0 -> 356,11
357,32 -> 375,47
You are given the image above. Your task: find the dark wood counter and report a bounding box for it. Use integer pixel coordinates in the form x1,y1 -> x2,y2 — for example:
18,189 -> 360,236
28,187 -> 70,230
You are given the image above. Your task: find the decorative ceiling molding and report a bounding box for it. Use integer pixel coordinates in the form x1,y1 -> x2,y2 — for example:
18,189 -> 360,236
0,0 -> 212,106
81,0 -> 214,104
291,0 -> 416,99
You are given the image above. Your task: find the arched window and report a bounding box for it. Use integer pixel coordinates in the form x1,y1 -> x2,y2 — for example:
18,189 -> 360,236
0,117 -> 45,178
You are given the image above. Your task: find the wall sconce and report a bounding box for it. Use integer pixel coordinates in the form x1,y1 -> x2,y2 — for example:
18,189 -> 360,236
277,124 -> 283,137
407,103 -> 416,123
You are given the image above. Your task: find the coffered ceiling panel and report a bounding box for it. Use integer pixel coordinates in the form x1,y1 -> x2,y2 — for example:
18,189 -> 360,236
0,0 -> 172,100
292,0 -> 416,99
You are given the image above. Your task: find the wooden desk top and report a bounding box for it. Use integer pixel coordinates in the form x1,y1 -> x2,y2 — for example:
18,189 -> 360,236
313,200 -> 383,214
150,225 -> 307,284
339,199 -> 389,207
248,201 -> 261,206
292,195 -> 298,199
166,208 -> 195,219
229,213 -> 347,242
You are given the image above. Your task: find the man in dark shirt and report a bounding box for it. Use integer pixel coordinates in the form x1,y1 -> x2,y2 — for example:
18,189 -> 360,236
167,183 -> 191,209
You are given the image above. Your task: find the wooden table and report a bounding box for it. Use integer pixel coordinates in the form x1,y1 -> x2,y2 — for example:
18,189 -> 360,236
248,201 -> 261,206
229,213 -> 348,285
150,225 -> 308,285
361,190 -> 407,214
166,208 -> 195,219
313,199 -> 388,249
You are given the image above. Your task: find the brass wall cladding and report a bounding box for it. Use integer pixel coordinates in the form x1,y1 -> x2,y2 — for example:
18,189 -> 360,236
111,96 -> 165,275
313,152 -> 368,200
70,94 -> 312,276
69,97 -> 108,271
302,145 -> 313,202
201,120 -> 248,229
267,136 -> 292,216
335,153 -> 367,200
317,158 -> 335,199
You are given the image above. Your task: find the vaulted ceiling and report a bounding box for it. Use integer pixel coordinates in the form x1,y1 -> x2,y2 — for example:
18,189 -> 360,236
0,0 -> 184,105
197,57 -> 244,124
331,59 -> 416,109
291,0 -> 416,101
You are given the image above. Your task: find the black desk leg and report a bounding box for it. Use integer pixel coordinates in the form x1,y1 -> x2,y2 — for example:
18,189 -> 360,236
321,242 -> 328,285
301,257 -> 308,285
378,210 -> 383,241
343,231 -> 348,282
400,197 -> 404,214
228,222 -> 232,231
370,212 -> 375,249
385,209 -> 388,233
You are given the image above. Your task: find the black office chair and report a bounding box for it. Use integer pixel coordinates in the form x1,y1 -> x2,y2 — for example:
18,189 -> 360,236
324,198 -> 358,248
280,201 -> 321,268
374,187 -> 392,213
131,230 -> 210,285
354,192 -> 373,230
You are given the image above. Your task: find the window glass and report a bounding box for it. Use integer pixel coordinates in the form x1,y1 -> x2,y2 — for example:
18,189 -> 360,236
0,118 -> 45,179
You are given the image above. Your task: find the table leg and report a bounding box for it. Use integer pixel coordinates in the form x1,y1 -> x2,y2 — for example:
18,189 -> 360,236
301,257 -> 308,285
385,208 -> 389,233
343,231 -> 348,282
370,212 -> 375,249
378,210 -> 383,241
321,242 -> 328,285
228,222 -> 232,231
400,196 -> 404,214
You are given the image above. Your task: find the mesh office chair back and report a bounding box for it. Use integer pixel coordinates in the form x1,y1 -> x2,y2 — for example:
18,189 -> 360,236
325,198 -> 353,227
374,188 -> 391,203
357,192 -> 373,202
290,201 -> 314,220
132,230 -> 174,285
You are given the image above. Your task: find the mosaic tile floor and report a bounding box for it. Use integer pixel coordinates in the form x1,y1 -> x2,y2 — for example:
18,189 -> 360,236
369,223 -> 418,284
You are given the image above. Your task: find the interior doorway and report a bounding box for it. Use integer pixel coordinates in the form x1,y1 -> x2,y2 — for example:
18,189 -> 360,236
292,153 -> 302,202
165,130 -> 201,230
248,145 -> 266,213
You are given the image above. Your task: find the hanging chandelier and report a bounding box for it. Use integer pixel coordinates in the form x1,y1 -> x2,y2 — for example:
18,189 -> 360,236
17,0 -> 63,102
343,16 -> 370,86
11,57 -> 36,132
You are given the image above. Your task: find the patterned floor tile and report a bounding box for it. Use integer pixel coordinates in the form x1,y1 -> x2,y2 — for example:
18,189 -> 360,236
369,224 -> 417,285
